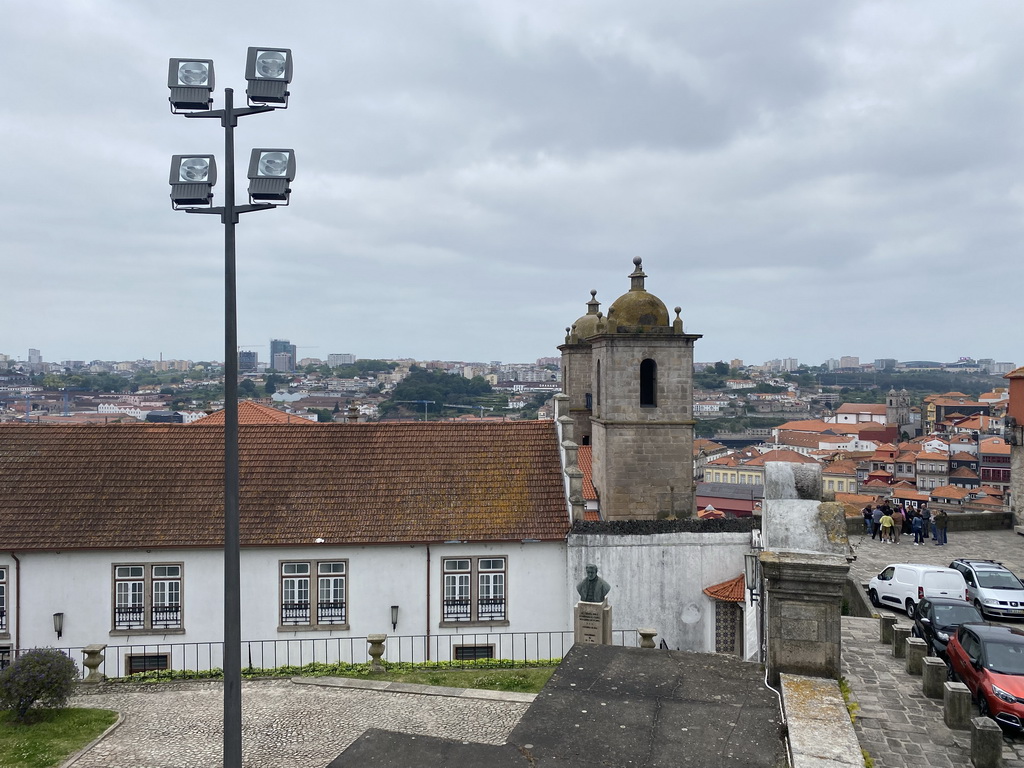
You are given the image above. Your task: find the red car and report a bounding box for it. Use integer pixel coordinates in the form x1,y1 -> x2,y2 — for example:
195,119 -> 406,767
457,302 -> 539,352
947,623 -> 1024,729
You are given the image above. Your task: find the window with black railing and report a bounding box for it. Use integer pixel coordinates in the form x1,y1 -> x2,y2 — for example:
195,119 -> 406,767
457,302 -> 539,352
114,605 -> 146,630
113,564 -> 183,633
0,567 -> 6,633
281,560 -> 348,629
442,556 -> 507,625
281,601 -> 311,626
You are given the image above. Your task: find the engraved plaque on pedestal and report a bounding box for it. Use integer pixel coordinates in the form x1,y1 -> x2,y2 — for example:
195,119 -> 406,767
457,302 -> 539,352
574,601 -> 612,645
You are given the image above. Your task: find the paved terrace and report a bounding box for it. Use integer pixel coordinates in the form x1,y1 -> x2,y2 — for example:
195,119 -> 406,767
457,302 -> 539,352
843,526 -> 1024,767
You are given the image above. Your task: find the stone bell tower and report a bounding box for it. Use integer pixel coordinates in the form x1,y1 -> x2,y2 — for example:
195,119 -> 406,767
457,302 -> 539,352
560,258 -> 701,520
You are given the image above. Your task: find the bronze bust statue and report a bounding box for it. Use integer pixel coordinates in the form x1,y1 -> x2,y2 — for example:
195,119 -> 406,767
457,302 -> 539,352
577,563 -> 611,603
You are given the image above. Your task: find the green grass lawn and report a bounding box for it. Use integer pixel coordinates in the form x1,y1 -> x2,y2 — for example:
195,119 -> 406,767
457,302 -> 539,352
352,665 -> 554,692
0,708 -> 118,768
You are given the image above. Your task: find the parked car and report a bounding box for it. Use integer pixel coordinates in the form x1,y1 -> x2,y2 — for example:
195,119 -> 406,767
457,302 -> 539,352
867,564 -> 968,618
911,597 -> 984,658
949,559 -> 1024,619
947,623 -> 1024,730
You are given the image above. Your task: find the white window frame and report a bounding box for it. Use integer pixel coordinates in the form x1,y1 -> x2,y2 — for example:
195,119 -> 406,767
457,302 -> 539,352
442,556 -> 508,626
0,567 -> 6,636
112,563 -> 183,634
279,560 -> 349,630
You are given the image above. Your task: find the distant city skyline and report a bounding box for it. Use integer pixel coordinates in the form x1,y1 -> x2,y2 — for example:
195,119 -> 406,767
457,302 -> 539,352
1,345 -> 1016,372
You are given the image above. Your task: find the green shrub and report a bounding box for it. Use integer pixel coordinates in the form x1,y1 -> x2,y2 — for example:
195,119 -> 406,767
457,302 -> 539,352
0,648 -> 79,721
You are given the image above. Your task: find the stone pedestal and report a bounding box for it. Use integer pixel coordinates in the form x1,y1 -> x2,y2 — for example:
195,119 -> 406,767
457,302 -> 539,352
638,628 -> 657,648
922,657 -> 946,699
971,716 -> 1004,767
944,682 -> 972,730
367,634 -> 387,673
905,638 -> 928,675
892,625 -> 911,658
879,615 -> 897,645
81,644 -> 107,683
574,601 -> 612,645
761,551 -> 849,684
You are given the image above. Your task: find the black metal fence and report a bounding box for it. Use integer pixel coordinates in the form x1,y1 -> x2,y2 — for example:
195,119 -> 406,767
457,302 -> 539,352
25,629 -> 641,679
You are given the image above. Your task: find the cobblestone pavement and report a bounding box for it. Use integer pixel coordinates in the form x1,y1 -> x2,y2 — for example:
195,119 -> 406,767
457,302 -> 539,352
842,527 -> 1024,767
69,678 -> 529,768
846,525 -> 1024,591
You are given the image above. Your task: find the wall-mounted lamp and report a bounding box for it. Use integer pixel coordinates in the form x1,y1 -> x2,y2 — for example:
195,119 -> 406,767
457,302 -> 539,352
743,553 -> 761,603
53,612 -> 64,640
390,605 -> 399,632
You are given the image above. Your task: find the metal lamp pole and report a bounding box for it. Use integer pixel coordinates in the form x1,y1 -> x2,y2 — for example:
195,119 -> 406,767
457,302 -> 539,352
169,50 -> 293,767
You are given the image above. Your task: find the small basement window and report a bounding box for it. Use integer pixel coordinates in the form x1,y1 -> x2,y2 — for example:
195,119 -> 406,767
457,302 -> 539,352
126,653 -> 170,675
454,645 -> 494,661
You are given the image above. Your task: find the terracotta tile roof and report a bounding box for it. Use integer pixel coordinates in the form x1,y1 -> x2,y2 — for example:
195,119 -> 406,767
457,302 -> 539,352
193,401 -> 319,425
703,574 -> 745,603
890,488 -> 930,502
836,492 -> 879,506
823,459 -> 858,476
930,485 -> 970,500
577,445 -> 597,500
745,449 -> 819,466
968,495 -> 1003,508
777,431 -> 826,449
916,452 -> 948,462
835,403 -> 887,414
949,467 -> 980,479
980,437 -> 1011,456
976,485 -> 1004,497
0,422 -> 570,550
698,505 -> 725,519
950,452 -> 976,462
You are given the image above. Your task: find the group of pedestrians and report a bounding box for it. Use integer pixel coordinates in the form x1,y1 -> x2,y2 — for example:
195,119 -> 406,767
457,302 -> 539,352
863,501 -> 948,545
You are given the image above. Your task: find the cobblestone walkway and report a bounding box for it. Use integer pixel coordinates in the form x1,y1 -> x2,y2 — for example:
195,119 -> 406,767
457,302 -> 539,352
842,527 -> 1024,768
69,678 -> 529,768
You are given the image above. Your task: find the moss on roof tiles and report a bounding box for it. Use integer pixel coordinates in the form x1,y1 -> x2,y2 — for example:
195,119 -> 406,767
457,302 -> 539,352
0,421 -> 570,550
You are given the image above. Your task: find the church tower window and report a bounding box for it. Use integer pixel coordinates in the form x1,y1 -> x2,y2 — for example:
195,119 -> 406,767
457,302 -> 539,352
640,359 -> 657,407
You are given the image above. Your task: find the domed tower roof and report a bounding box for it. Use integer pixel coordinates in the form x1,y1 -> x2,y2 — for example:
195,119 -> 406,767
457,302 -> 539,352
606,257 -> 670,331
569,290 -> 601,342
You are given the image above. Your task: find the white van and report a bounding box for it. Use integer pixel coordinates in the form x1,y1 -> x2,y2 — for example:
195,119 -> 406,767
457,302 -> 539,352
867,564 -> 968,618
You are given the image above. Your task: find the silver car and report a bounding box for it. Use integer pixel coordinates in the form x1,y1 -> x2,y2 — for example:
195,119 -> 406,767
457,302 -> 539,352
949,559 -> 1024,619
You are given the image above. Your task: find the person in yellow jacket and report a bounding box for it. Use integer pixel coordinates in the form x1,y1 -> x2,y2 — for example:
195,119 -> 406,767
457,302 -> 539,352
879,511 -> 895,543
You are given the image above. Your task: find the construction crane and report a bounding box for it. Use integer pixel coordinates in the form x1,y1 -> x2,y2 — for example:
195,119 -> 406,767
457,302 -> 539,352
60,386 -> 88,417
443,404 -> 495,418
396,400 -> 434,421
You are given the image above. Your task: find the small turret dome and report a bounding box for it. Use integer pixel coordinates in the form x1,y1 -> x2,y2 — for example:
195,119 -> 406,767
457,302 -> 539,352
571,290 -> 602,341
606,257 -> 669,330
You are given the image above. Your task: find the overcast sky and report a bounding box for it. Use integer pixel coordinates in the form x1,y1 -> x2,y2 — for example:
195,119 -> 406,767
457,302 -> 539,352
4,1 -> 1023,368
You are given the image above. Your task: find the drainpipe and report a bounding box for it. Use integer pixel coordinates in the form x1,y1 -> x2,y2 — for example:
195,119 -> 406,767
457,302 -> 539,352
425,545 -> 431,661
10,552 -> 20,652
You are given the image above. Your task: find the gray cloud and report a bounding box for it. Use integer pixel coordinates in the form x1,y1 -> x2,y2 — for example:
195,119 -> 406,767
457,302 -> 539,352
2,1 -> 1023,367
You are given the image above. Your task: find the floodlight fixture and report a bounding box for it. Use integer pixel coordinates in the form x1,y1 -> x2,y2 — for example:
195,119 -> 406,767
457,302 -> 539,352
169,154 -> 217,208
168,59 -> 215,113
247,148 -> 295,204
245,47 -> 292,107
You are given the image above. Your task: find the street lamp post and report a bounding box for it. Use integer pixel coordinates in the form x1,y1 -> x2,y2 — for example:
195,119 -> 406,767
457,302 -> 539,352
168,49 -> 295,768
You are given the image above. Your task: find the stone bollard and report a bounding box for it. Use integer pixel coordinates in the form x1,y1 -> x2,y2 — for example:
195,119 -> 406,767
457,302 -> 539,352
81,644 -> 107,683
879,615 -> 897,645
638,628 -> 658,649
905,637 -> 928,675
944,682 -> 972,730
971,715 -> 1004,768
922,657 -> 947,699
892,625 -> 911,658
366,634 -> 387,673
